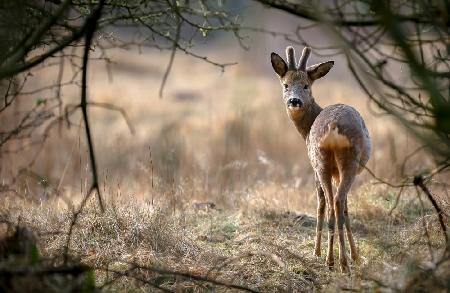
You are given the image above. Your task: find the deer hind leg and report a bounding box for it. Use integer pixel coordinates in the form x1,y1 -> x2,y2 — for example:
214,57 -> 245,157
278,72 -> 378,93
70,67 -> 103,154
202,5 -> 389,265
317,171 -> 334,269
334,164 -> 357,273
344,198 -> 359,264
314,174 -> 326,257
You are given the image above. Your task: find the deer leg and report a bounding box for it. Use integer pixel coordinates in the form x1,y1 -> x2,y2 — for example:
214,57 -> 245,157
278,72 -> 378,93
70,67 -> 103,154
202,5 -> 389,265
317,171 -> 334,269
335,170 -> 356,273
344,198 -> 359,264
314,176 -> 326,257
326,202 -> 335,269
334,193 -> 348,273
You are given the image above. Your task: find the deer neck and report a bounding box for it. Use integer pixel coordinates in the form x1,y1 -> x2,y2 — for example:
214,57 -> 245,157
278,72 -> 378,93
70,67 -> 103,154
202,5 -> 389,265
292,101 -> 322,140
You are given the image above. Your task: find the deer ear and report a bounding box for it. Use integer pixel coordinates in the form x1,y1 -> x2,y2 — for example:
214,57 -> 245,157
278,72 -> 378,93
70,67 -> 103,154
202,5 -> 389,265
307,61 -> 334,81
271,52 -> 288,77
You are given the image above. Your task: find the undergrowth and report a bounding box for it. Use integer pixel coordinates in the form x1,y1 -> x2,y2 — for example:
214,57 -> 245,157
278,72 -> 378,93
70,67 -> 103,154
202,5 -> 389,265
1,183 -> 448,292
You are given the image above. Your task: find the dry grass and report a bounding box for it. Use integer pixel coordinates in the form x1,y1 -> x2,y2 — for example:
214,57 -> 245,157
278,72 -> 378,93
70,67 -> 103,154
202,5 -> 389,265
1,180 -> 449,292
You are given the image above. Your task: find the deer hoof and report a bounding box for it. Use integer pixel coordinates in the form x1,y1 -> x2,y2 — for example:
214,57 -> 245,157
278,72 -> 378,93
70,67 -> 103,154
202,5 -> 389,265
351,254 -> 360,265
340,259 -> 350,274
326,259 -> 334,270
314,248 -> 321,257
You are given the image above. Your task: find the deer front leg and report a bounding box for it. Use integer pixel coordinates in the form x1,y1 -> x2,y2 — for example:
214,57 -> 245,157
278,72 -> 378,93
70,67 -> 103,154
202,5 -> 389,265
314,178 -> 326,257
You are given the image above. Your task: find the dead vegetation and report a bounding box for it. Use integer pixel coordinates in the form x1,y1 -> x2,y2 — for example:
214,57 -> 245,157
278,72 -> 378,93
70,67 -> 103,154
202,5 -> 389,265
1,178 -> 449,292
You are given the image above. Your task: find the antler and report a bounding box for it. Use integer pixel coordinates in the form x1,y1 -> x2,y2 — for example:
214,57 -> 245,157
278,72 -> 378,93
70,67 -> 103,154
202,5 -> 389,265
286,46 -> 297,70
298,47 -> 311,71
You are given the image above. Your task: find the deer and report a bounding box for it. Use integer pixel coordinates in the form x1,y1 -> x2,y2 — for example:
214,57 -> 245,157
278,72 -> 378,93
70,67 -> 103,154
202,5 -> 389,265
270,46 -> 371,273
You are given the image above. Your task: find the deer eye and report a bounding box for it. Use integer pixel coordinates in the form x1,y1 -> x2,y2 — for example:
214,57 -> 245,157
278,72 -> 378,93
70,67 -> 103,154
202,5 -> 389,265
304,84 -> 309,90
283,84 -> 289,90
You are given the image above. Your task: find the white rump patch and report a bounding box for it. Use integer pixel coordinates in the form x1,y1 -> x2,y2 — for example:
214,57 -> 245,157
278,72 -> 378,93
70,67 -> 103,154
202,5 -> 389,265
319,122 -> 351,149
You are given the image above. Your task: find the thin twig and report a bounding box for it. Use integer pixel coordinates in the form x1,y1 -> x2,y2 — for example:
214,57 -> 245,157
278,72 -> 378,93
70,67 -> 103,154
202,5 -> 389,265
80,0 -> 105,213
62,0 -> 105,264
416,186 -> 435,262
124,263 -> 261,293
414,175 -> 449,248
159,0 -> 182,98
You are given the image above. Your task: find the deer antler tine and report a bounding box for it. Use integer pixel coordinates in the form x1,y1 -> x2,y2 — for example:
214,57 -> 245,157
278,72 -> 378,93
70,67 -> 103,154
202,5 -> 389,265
298,47 -> 311,71
286,46 -> 297,70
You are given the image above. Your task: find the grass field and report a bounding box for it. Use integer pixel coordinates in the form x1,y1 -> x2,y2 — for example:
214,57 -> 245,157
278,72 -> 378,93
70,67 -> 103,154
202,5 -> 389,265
1,182 -> 448,291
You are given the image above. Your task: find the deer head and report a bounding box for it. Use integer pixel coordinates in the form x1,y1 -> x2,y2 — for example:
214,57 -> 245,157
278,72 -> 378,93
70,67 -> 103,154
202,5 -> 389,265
270,46 -> 334,121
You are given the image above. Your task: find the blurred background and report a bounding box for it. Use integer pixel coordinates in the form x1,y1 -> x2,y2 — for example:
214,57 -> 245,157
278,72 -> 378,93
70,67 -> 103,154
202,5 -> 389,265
0,1 -> 431,212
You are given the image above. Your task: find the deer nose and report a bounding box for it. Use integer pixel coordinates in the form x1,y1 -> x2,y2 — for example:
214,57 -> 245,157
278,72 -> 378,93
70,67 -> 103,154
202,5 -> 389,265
287,98 -> 303,108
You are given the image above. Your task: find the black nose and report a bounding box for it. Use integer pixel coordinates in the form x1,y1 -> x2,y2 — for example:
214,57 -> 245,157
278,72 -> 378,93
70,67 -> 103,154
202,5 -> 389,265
287,98 -> 303,107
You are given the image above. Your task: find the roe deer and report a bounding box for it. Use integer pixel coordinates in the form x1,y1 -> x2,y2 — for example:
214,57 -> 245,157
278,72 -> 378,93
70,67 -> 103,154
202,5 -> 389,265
270,46 -> 371,273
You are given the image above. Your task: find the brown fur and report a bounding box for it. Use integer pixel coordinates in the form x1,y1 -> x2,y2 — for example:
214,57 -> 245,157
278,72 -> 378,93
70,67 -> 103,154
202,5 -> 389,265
271,47 -> 371,273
